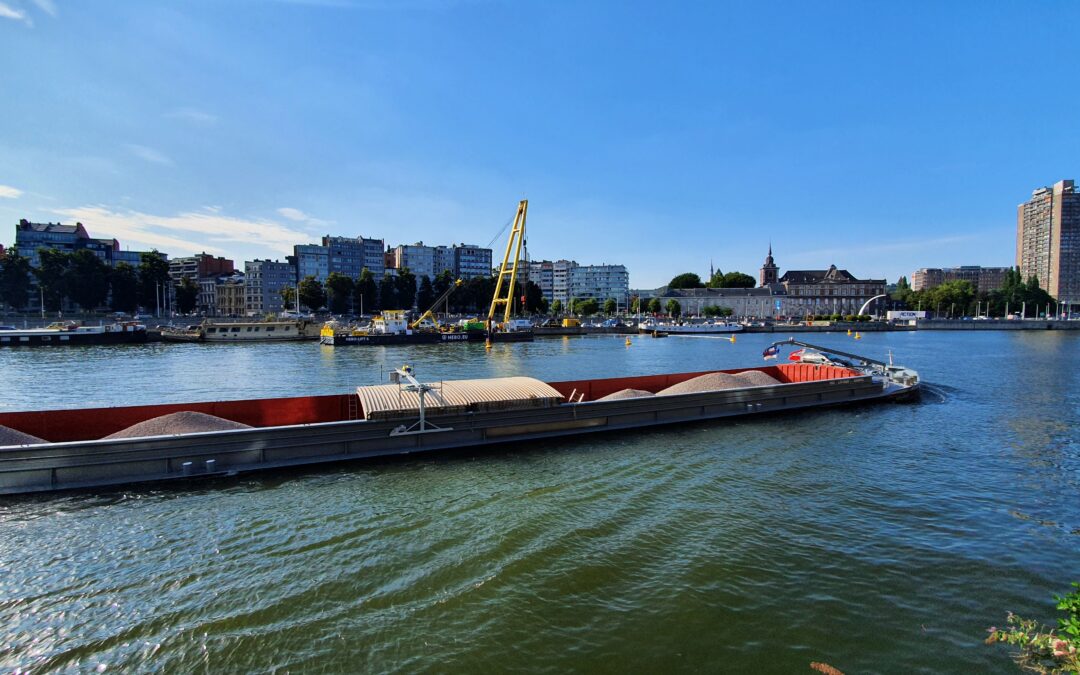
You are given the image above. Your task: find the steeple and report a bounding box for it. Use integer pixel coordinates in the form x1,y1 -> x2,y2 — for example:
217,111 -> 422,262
759,243 -> 779,287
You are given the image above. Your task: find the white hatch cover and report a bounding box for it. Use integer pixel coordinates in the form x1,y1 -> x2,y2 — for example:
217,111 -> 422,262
356,376 -> 565,421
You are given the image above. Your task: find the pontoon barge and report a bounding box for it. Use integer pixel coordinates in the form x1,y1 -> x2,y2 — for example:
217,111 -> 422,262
0,341 -> 918,495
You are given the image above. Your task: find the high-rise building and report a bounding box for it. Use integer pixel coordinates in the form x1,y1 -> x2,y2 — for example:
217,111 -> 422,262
452,244 -> 492,280
244,259 -> 296,315
552,259 -> 576,305
527,260 -> 554,301
392,243 -> 437,281
570,264 -> 630,305
1017,179 -> 1080,305
434,246 -> 455,278
322,235 -> 385,279
294,244 -> 329,283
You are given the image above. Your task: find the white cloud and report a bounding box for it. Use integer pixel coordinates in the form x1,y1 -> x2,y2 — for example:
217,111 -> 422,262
54,205 -> 315,258
276,206 -> 331,228
0,184 -> 23,199
277,207 -> 308,221
29,0 -> 55,17
166,107 -> 218,126
0,2 -> 31,25
125,144 -> 173,166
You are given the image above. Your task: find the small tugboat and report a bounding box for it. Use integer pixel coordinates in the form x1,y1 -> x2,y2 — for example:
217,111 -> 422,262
0,320 -> 147,347
0,339 -> 918,495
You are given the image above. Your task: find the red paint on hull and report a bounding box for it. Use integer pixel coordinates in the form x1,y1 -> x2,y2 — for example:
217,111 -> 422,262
0,364 -> 862,443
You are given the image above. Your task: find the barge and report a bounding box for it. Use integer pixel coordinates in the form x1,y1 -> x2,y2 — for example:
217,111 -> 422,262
161,319 -> 318,343
320,312 -> 533,346
0,340 -> 918,496
0,320 -> 147,347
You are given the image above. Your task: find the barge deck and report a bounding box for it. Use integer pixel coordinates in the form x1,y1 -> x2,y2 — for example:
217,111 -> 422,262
0,354 -> 918,496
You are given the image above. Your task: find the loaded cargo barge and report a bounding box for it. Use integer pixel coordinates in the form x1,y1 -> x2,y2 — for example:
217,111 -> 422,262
0,341 -> 918,496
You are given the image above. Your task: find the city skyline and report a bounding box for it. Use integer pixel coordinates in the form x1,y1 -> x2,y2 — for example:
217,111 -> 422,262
2,1 -> 1079,287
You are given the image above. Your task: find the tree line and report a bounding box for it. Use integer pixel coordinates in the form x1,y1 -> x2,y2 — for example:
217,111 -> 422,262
0,249 -> 171,313
891,268 -> 1057,317
285,268 -> 551,316
667,270 -> 756,290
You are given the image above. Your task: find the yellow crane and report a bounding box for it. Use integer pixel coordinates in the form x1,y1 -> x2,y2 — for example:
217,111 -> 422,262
410,278 -> 464,330
488,199 -> 528,326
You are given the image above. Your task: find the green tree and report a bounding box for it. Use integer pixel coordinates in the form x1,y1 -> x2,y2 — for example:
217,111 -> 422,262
603,298 -> 617,315
551,299 -> 563,315
67,249 -> 110,311
174,276 -> 199,314
0,251 -> 33,310
109,263 -> 139,313
702,305 -> 734,317
416,275 -> 435,311
325,272 -> 354,314
715,271 -> 756,288
665,299 -> 682,318
573,298 -> 599,316
298,275 -> 327,312
36,249 -> 72,312
667,272 -> 704,290
355,268 -> 377,314
280,285 -> 297,312
433,269 -> 454,298
630,295 -> 640,313
523,281 -> 546,314
647,297 -> 662,314
396,267 -> 417,309
379,273 -> 398,310
137,250 -> 170,313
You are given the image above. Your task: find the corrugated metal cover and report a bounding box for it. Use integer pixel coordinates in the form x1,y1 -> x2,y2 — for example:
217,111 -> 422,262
357,376 -> 565,421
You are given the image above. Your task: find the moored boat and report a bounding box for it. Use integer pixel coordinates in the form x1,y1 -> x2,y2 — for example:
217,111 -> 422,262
161,319 -> 318,343
638,319 -> 744,334
0,321 -> 147,347
319,311 -> 533,346
0,340 -> 918,495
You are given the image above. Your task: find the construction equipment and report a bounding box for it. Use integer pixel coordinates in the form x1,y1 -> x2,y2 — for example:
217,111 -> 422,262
488,200 -> 528,325
410,278 -> 464,330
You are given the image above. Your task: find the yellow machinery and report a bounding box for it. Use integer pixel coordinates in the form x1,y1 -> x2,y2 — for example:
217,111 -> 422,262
410,278 -> 464,331
488,200 -> 528,326
561,317 -> 581,328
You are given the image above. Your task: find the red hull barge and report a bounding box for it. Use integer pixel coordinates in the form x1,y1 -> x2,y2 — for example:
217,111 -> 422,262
0,356 -> 919,495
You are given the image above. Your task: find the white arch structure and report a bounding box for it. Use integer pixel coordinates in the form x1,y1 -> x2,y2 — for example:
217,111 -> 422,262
858,294 -> 888,316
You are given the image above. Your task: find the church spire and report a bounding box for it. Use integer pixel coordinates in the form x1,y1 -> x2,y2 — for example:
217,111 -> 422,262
760,243 -> 779,287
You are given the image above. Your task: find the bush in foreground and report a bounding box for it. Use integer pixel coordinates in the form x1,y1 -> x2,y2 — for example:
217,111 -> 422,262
986,582 -> 1080,673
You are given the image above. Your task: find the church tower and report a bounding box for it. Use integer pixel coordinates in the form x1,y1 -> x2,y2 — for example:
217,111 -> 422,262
759,244 -> 779,287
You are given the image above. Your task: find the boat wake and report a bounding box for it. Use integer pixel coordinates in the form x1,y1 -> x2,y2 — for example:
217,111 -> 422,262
917,382 -> 953,403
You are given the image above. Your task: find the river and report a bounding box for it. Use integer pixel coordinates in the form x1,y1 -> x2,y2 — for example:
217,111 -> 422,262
1,331 -> 1078,673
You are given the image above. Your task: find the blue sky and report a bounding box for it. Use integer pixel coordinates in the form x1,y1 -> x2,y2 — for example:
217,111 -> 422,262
1,1 -> 1078,288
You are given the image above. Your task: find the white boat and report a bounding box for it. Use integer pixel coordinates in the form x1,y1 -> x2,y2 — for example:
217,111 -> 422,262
638,319 -> 744,334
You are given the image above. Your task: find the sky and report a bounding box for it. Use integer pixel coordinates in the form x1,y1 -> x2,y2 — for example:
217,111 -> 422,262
1,1 -> 1078,289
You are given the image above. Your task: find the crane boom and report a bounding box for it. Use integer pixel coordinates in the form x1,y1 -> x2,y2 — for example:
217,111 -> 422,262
410,278 -> 464,330
488,200 -> 527,324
